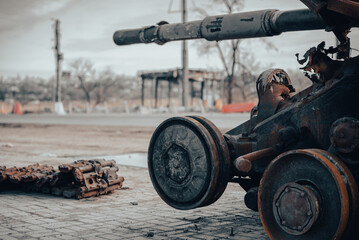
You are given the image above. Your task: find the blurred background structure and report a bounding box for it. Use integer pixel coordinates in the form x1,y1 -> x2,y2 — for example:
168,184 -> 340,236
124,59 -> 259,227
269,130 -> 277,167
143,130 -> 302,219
0,0 -> 358,114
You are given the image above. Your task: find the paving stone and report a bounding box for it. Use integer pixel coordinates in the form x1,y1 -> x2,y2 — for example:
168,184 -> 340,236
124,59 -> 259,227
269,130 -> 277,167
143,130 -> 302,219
0,168 -> 268,240
0,235 -> 19,240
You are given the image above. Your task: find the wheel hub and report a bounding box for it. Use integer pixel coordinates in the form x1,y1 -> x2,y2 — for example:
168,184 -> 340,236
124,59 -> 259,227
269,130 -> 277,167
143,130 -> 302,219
164,143 -> 191,184
273,182 -> 320,235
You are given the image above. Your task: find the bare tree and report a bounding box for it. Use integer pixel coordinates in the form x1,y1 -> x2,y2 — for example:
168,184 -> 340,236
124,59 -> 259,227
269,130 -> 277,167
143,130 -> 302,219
193,0 -> 243,104
94,67 -> 119,105
70,59 -> 97,103
0,75 -> 52,103
193,0 -> 276,103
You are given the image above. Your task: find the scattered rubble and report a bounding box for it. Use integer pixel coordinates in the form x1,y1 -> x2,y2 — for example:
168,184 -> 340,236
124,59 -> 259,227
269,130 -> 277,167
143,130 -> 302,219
230,227 -> 235,236
146,232 -> 154,238
0,159 -> 124,199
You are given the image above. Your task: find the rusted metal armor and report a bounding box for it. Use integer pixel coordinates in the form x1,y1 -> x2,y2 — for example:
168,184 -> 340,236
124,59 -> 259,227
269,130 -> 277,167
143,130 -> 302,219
114,0 -> 359,239
0,159 -> 124,199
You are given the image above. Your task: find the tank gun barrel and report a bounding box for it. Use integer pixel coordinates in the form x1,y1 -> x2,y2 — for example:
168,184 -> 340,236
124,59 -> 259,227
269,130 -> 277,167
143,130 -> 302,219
113,9 -> 326,46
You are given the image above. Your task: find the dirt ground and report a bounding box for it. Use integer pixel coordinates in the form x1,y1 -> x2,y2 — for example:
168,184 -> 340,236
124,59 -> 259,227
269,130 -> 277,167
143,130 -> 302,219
0,123 -> 155,167
0,122 -> 270,240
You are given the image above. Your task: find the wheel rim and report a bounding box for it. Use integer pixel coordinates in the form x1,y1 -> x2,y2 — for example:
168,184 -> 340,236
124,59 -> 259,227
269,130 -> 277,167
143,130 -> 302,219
258,149 -> 351,240
148,116 -> 220,210
311,149 -> 359,239
188,115 -> 231,205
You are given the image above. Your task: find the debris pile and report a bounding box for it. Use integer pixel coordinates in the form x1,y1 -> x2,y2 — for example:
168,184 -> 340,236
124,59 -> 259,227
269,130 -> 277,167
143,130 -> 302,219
0,159 -> 124,199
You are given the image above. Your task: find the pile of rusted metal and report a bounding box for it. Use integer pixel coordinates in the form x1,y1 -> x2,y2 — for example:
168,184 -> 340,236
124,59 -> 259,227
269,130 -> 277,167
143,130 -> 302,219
0,159 -> 124,199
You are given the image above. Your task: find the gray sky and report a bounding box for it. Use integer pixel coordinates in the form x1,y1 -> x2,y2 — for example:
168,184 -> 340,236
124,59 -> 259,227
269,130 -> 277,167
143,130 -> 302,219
0,0 -> 358,79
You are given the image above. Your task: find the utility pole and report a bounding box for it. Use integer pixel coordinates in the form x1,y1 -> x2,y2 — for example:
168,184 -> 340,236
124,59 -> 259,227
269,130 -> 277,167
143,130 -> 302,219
53,19 -> 66,114
54,19 -> 62,102
181,0 -> 189,109
168,0 -> 189,108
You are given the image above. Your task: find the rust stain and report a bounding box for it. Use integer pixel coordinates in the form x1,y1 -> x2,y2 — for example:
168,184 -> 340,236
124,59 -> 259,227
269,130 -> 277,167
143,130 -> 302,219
0,159 -> 124,199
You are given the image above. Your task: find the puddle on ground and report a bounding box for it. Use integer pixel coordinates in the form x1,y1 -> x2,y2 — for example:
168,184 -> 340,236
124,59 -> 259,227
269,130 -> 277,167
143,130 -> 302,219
73,153 -> 147,168
101,153 -> 147,168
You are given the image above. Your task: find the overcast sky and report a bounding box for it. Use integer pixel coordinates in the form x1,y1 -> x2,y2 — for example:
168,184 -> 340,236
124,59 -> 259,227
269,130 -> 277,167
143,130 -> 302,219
0,0 -> 358,79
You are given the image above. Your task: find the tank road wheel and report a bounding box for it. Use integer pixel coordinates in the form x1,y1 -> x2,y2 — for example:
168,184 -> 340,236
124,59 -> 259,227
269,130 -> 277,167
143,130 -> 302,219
148,116 -> 229,210
188,116 -> 231,205
311,149 -> 359,240
258,149 -> 359,240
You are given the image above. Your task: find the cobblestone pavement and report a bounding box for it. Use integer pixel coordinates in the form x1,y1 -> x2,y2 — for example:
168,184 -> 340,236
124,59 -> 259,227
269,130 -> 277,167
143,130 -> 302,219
0,166 -> 269,240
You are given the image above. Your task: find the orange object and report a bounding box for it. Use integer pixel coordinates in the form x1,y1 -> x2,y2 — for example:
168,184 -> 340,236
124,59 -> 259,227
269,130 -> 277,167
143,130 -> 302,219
215,99 -> 223,110
12,102 -> 23,115
221,102 -> 255,113
0,105 -> 4,114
